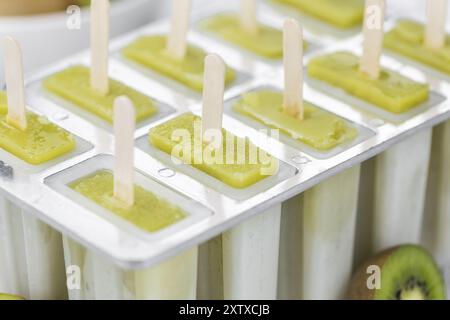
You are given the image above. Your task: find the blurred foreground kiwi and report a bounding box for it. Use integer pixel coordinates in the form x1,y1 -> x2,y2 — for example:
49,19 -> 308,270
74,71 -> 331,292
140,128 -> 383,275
0,293 -> 25,300
347,245 -> 446,300
0,0 -> 89,16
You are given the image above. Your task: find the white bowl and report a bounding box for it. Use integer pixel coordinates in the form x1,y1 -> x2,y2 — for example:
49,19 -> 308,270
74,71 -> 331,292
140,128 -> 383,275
0,0 -> 159,76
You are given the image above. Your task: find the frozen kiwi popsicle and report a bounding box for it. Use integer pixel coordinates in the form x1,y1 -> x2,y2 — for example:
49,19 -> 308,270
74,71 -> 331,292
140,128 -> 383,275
315,1 -> 434,264
0,83 -> 75,300
70,170 -> 186,233
149,114 -> 280,299
0,92 -> 75,165
149,113 -> 276,189
232,19 -> 361,299
66,171 -> 198,300
149,54 -> 281,299
201,0 -> 308,59
123,36 -> 236,92
1,36 -> 77,300
64,97 -> 198,300
123,0 -> 235,92
423,121 -> 450,268
272,0 -> 365,29
43,65 -> 157,124
233,90 -> 357,151
201,13 -> 292,59
234,90 -> 361,299
307,52 -> 429,114
384,20 -> 450,74
44,1 -> 157,125
399,3 -> 450,268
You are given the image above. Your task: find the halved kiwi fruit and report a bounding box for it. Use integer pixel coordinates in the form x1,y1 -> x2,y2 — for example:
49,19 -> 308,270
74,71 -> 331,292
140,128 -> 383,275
347,245 -> 447,300
0,0 -> 91,16
0,293 -> 25,300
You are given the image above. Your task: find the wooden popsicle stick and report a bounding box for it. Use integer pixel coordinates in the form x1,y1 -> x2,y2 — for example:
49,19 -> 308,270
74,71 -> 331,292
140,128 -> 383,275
283,18 -> 304,120
90,0 -> 110,95
113,96 -> 135,207
360,0 -> 385,79
240,0 -> 258,34
425,0 -> 448,49
166,0 -> 192,60
3,36 -> 27,131
201,54 -> 225,149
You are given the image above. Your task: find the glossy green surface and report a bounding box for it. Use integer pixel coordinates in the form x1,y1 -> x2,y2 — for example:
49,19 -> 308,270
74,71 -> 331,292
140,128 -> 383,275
44,65 -> 157,123
234,90 -> 358,151
149,113 -> 277,189
123,35 -> 236,92
70,170 -> 187,233
308,52 -> 429,113
385,20 -> 450,74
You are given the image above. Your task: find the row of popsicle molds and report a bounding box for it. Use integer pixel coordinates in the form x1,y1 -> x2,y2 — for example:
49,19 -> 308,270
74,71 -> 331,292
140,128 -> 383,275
0,0 -> 448,300
62,1 -> 450,300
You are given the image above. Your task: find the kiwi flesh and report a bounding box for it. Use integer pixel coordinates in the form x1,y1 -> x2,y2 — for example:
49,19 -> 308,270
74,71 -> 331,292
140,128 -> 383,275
347,245 -> 447,300
0,293 -> 25,300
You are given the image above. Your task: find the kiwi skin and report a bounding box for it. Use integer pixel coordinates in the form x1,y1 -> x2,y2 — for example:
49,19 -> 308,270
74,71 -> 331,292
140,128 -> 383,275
347,247 -> 396,300
347,245 -> 446,300
0,0 -> 89,16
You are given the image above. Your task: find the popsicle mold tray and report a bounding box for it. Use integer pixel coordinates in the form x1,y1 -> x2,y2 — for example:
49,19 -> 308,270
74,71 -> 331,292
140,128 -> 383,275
2,1 -> 450,270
